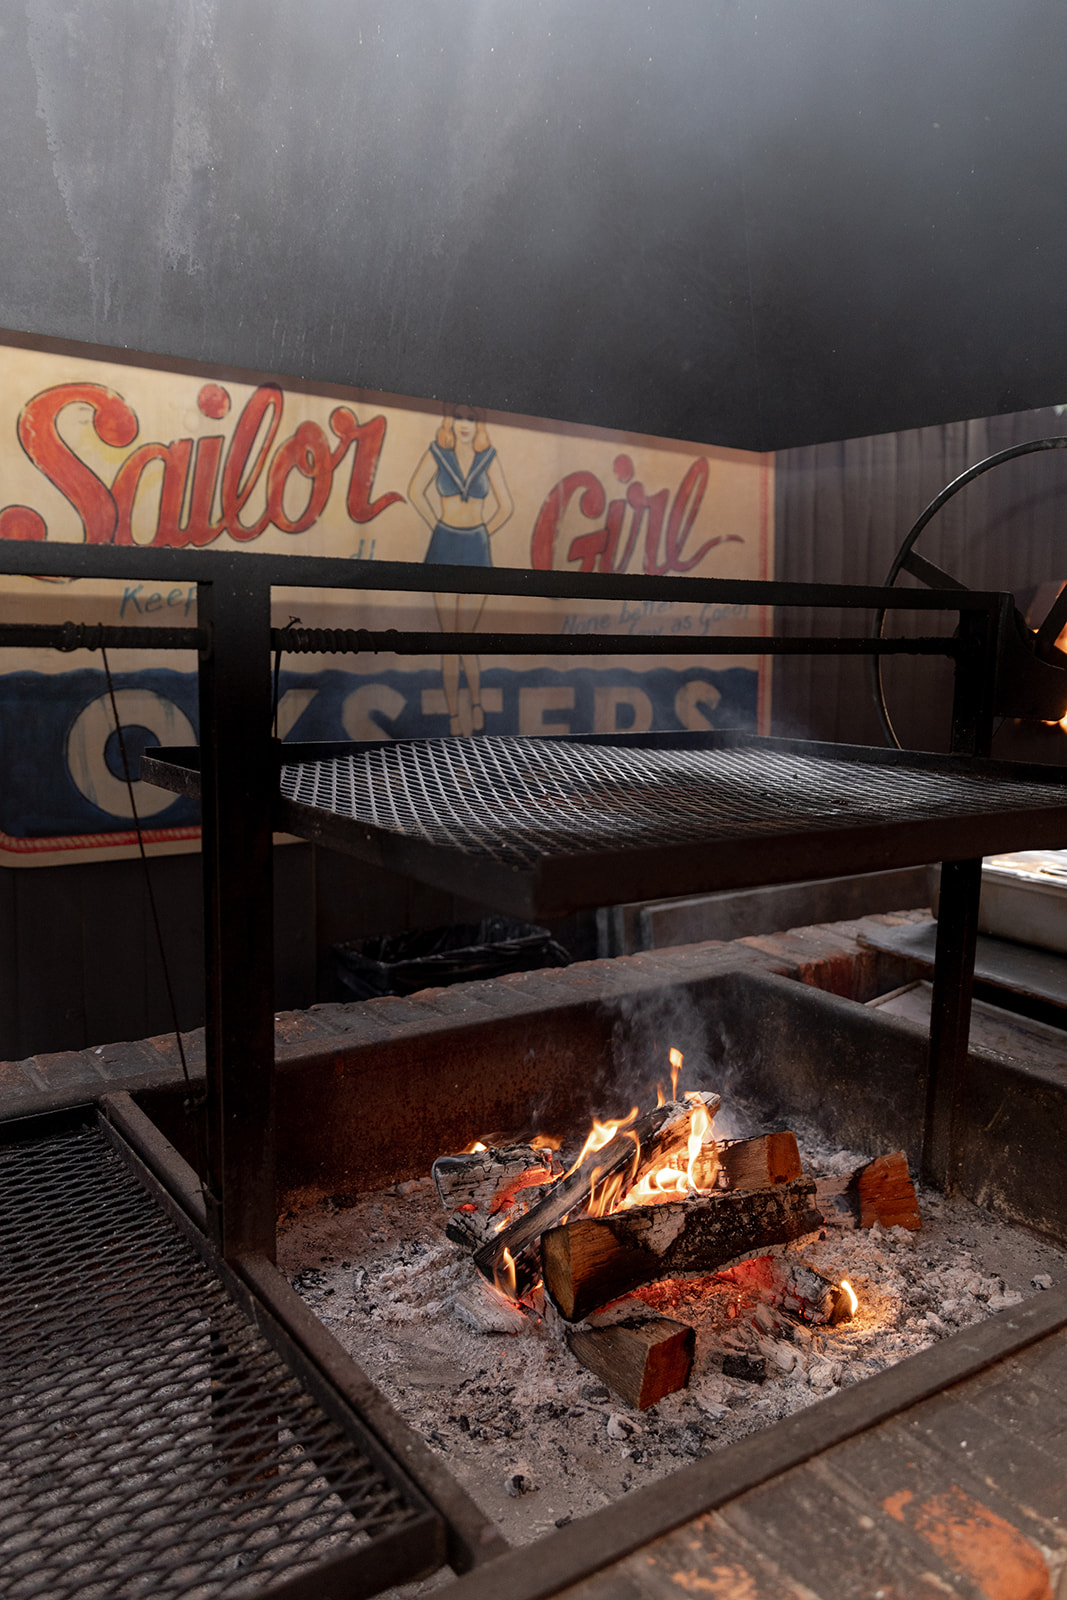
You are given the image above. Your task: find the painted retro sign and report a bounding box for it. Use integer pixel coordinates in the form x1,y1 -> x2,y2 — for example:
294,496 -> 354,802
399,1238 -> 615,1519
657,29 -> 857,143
0,337 -> 773,865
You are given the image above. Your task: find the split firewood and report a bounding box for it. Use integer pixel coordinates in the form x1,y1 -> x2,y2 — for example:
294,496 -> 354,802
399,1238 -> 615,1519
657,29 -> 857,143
854,1151 -> 920,1230
815,1150 -> 920,1232
719,1130 -> 803,1190
541,1174 -> 823,1321
567,1317 -> 695,1410
472,1092 -> 721,1294
689,1129 -> 803,1192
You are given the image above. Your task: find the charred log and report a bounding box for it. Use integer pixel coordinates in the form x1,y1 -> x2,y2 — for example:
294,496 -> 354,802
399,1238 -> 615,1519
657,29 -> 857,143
541,1175 -> 823,1321
433,1144 -> 559,1210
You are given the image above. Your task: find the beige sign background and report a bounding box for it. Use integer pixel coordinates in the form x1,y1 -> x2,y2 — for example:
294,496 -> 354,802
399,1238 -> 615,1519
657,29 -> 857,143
0,337 -> 773,864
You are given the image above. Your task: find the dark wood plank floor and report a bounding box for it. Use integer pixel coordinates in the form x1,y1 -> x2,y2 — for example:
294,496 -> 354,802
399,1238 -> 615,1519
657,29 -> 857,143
561,1325 -> 1067,1600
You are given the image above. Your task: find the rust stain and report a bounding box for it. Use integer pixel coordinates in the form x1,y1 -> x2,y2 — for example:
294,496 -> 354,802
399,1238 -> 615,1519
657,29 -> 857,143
667,1566 -> 765,1597
881,1484 -> 1052,1600
884,1489 -> 915,1522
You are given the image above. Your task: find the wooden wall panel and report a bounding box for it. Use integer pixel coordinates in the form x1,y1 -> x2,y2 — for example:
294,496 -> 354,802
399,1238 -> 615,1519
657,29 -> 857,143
773,405 -> 1067,756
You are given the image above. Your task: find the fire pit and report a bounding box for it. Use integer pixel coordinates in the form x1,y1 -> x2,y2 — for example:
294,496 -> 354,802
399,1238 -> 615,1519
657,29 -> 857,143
181,934 -> 1064,1552
277,1064 -> 1067,1546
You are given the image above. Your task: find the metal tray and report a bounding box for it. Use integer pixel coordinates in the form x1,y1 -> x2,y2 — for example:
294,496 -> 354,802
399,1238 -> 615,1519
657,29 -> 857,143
145,732 -> 1067,920
930,850 -> 1067,957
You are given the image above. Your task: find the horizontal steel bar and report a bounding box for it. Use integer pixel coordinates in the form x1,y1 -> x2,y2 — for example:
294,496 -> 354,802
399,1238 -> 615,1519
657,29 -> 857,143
0,620 -> 201,651
270,627 -> 966,658
0,539 -> 1011,611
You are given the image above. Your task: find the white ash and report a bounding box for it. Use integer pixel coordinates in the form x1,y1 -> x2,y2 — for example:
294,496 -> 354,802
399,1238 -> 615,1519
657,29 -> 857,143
277,1133 -> 1067,1549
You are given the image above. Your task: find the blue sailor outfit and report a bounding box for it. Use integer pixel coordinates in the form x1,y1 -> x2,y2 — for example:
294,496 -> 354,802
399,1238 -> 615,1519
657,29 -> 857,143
424,443 -> 497,567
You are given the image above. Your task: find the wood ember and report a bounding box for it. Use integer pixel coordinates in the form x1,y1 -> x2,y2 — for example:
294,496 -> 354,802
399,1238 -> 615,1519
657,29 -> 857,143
451,1282 -> 528,1336
567,1318 -> 695,1410
472,1093 -> 720,1295
541,1175 -> 823,1322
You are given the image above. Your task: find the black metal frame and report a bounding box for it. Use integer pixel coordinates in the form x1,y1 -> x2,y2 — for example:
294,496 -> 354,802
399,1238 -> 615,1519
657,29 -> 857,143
2,539 -> 1060,1589
0,541 -> 1032,1236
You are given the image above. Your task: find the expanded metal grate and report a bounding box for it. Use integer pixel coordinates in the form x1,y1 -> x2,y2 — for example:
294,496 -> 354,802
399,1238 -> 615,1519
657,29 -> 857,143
279,737 -> 1067,871
0,1122 -> 437,1600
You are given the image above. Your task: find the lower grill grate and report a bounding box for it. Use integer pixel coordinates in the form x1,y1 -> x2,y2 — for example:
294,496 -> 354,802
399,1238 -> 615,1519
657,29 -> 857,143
0,1122 -> 438,1600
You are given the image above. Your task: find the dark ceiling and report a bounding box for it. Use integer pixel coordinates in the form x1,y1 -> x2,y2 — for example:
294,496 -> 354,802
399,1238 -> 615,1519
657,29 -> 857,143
2,0 -> 1066,451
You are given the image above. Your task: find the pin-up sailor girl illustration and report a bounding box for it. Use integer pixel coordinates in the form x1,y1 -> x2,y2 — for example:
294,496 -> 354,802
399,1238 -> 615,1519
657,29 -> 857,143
409,404 -> 514,735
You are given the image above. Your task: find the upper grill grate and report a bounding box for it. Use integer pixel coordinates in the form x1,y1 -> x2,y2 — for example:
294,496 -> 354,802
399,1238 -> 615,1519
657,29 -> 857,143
280,737 -> 1067,871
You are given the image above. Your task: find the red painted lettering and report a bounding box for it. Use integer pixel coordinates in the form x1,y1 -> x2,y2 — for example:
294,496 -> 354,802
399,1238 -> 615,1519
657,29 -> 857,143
665,458 -> 738,571
329,409 -> 404,524
185,435 -> 225,545
14,383 -> 138,544
220,385 -> 282,541
531,471 -> 605,569
112,440 -> 194,546
267,421 -> 334,533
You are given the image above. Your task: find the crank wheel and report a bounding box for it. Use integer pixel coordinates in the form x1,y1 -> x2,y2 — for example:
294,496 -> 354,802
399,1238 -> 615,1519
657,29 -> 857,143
873,437 -> 1067,749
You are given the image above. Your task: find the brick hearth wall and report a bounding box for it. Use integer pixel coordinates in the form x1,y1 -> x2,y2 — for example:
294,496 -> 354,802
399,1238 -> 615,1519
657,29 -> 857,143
0,911 -> 930,1122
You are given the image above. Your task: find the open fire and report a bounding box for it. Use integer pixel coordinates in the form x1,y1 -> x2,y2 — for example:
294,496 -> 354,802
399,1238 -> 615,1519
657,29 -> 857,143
433,1051 -> 873,1408
279,1087 -> 1065,1542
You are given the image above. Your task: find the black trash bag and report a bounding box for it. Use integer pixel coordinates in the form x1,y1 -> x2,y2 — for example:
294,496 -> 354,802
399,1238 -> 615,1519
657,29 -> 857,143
332,917 -> 571,1000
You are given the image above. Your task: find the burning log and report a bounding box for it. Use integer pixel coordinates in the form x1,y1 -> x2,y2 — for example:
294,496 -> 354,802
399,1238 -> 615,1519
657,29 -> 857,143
432,1144 -> 560,1210
471,1093 -> 721,1295
717,1252 -> 858,1326
434,1143 -> 563,1253
541,1174 -> 823,1321
815,1150 -> 920,1232
566,1318 -> 695,1410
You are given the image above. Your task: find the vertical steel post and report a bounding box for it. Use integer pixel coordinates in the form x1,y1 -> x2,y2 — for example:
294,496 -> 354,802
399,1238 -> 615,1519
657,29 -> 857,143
923,595 -> 1009,1191
197,570 -> 277,1260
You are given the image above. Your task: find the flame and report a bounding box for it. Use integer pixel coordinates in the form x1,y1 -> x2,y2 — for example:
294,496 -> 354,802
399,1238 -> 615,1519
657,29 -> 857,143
839,1279 -> 858,1316
669,1047 -> 684,1099
495,1245 -> 517,1298
616,1097 -> 717,1210
564,1109 -> 638,1179
529,1133 -> 562,1151
685,1102 -> 712,1188
620,1162 -> 689,1208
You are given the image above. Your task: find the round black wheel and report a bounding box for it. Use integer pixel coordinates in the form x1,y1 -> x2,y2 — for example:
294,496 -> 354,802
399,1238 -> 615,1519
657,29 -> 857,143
873,438 -> 1067,749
